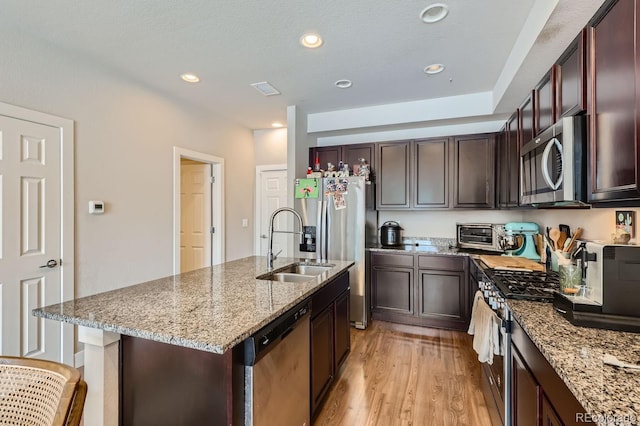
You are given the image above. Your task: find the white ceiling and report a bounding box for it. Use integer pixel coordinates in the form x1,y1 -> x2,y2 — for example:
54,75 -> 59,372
0,0 -> 607,131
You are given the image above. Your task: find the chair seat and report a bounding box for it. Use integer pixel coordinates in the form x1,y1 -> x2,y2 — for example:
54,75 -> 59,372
0,357 -> 86,426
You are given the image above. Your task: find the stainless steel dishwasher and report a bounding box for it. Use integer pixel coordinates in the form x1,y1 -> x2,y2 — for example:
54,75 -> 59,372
244,301 -> 310,426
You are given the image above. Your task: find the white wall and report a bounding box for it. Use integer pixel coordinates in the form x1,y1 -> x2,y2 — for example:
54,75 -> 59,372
254,128 -> 287,165
1,27 -> 254,297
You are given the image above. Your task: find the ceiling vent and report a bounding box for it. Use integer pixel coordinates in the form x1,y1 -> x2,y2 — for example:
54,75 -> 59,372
250,81 -> 281,96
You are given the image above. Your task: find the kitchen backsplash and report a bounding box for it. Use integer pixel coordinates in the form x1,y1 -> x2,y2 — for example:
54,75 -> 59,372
378,208 -> 640,244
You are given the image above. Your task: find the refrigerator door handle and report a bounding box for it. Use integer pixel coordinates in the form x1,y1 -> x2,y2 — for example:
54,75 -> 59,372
321,197 -> 329,261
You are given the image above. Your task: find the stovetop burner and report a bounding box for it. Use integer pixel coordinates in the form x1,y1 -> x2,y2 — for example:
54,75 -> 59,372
485,269 -> 560,302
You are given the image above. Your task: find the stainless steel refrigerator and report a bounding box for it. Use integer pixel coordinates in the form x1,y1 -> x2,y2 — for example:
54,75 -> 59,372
294,176 -> 376,329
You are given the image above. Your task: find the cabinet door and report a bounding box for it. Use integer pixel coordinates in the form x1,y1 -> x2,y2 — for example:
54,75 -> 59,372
311,305 -> 335,414
414,138 -> 449,208
334,290 -> 350,371
343,144 -> 374,179
452,135 -> 495,208
506,112 -> 520,207
309,146 -> 341,171
541,394 -> 563,426
376,142 -> 410,208
556,29 -> 586,117
371,267 -> 414,314
519,92 -> 535,146
512,346 -> 540,426
418,269 -> 468,329
535,68 -> 556,135
588,0 -> 640,202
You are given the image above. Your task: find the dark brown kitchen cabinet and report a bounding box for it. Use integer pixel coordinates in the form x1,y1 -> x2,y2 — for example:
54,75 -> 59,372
542,394 -> 563,426
308,144 -> 375,175
587,0 -> 640,203
497,111 -> 521,209
311,305 -> 334,414
414,138 -> 449,208
310,271 -> 350,416
535,68 -> 556,135
377,141 -> 411,208
371,255 -> 414,316
519,92 -> 535,146
309,146 -> 340,171
556,29 -> 587,117
370,252 -> 470,331
418,268 -> 468,329
452,134 -> 496,208
511,345 -> 540,426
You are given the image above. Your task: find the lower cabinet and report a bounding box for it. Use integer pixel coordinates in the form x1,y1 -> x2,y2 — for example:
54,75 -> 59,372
511,319 -> 593,426
310,272 -> 350,417
370,251 -> 470,330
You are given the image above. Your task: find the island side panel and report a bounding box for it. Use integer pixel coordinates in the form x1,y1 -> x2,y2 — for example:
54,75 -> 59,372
120,335 -> 245,425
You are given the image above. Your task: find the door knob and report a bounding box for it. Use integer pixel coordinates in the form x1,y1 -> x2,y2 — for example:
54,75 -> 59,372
261,234 -> 268,239
39,259 -> 58,268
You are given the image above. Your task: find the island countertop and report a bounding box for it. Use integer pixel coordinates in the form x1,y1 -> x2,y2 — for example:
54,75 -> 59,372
33,256 -> 354,354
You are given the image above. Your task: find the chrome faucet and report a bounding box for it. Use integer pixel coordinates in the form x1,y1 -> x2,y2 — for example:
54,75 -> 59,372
267,207 -> 304,270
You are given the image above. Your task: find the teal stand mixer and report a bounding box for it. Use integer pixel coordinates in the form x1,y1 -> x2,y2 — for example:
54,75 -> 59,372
500,222 -> 541,261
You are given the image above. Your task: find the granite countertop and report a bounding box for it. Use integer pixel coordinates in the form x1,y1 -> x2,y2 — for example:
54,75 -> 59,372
508,299 -> 640,424
33,256 -> 353,355
367,237 -> 462,255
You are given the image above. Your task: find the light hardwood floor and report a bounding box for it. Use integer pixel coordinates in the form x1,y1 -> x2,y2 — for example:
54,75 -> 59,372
314,320 -> 494,426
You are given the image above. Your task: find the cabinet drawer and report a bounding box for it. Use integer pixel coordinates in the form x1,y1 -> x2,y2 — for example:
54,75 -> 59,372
371,252 -> 414,268
418,255 -> 464,271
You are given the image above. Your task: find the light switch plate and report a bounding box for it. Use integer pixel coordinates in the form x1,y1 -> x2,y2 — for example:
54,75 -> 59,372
89,200 -> 105,214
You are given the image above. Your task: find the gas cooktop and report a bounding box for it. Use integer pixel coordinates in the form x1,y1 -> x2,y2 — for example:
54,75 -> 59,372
485,269 -> 560,302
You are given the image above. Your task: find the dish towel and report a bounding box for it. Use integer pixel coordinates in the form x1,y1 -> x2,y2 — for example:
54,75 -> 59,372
468,290 -> 501,364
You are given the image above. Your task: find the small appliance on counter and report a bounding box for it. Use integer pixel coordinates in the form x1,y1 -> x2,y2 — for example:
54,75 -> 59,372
380,221 -> 403,247
499,222 -> 541,261
456,223 -> 505,252
553,241 -> 640,332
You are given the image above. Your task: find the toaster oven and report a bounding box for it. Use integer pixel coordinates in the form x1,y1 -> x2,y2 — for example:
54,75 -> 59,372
457,223 -> 505,252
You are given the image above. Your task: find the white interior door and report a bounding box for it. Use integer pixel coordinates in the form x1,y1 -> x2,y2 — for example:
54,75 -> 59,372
180,161 -> 212,273
0,115 -> 63,360
255,167 -> 289,257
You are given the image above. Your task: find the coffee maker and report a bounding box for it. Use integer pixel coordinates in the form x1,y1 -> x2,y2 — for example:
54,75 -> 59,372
499,222 -> 541,261
553,241 -> 640,332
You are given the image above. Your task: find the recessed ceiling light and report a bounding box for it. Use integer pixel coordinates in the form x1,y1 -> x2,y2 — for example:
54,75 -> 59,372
300,33 -> 323,48
420,3 -> 449,23
180,73 -> 200,83
424,64 -> 445,75
272,122 -> 284,128
335,79 -> 353,89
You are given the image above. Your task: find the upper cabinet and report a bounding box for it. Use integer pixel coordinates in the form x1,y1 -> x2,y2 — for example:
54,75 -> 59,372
452,135 -> 496,209
587,0 -> 640,203
377,141 -> 411,209
534,68 -> 556,135
308,144 -> 375,176
556,29 -> 587,118
519,92 -> 535,146
413,138 -> 449,209
497,112 -> 520,209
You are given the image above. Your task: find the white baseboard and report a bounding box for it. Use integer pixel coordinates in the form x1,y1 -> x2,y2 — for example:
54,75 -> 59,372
74,350 -> 85,368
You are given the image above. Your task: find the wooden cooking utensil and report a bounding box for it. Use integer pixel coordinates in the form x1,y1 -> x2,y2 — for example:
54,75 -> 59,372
557,231 -> 567,252
564,227 -> 583,253
549,228 -> 561,251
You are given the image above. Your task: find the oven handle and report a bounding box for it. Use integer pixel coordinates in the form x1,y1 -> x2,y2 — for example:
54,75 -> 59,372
541,137 -> 564,190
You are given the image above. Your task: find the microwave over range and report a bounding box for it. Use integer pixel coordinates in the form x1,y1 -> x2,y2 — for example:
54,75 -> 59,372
520,115 -> 588,207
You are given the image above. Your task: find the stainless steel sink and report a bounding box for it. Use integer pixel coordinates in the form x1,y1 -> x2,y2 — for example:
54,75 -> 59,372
256,263 -> 334,282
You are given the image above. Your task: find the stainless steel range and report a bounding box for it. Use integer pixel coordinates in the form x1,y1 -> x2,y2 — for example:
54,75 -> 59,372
485,269 -> 560,302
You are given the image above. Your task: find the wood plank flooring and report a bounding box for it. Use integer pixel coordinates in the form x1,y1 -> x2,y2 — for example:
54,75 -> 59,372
314,320 -> 494,426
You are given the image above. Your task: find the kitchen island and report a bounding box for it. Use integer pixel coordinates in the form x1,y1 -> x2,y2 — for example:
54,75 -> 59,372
33,256 -> 353,426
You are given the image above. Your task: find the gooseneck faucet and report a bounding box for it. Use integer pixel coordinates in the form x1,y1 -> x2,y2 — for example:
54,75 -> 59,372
267,207 -> 304,270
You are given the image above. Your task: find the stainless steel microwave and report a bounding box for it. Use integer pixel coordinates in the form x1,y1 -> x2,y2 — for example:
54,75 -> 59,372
520,115 -> 588,206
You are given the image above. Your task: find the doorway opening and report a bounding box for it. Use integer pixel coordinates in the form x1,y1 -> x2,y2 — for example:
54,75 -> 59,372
173,147 -> 224,274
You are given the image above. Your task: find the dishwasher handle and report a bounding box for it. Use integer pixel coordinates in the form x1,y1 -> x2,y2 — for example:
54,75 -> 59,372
244,301 -> 310,366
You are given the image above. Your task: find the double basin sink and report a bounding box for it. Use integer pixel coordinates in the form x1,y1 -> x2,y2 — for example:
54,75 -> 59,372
257,263 -> 334,283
